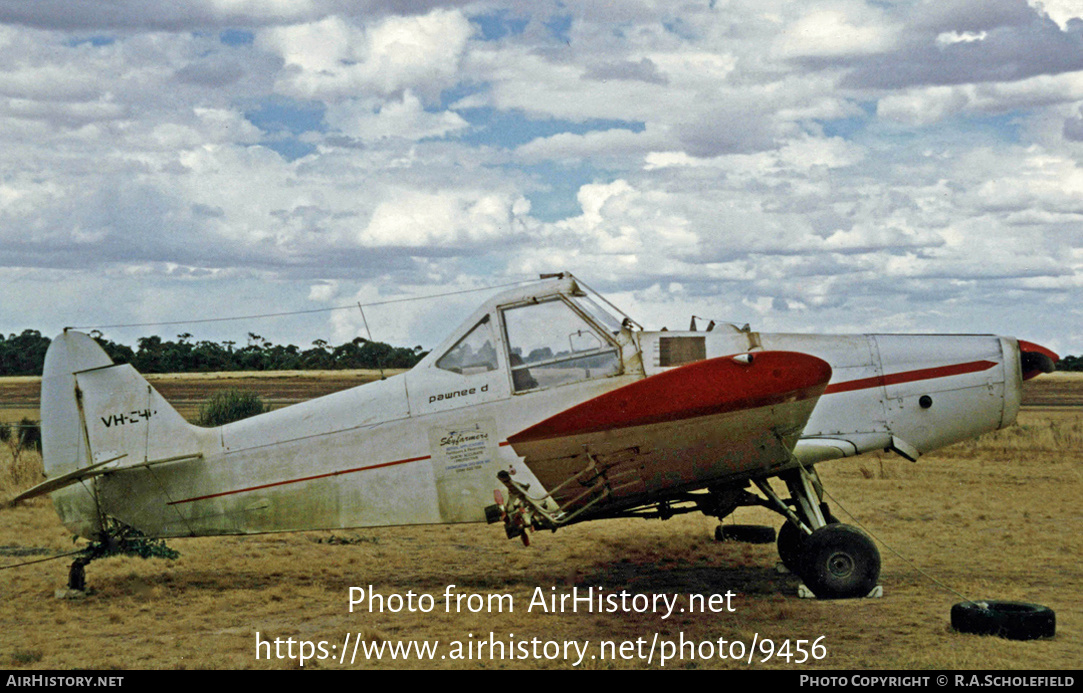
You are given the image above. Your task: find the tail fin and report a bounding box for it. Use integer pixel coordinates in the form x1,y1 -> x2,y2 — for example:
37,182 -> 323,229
29,331 -> 206,537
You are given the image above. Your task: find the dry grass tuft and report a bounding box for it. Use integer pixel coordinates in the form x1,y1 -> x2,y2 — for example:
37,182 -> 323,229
943,411 -> 1083,457
0,448 -> 43,498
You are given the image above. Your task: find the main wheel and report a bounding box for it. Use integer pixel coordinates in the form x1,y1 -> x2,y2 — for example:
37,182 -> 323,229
797,524 -> 880,599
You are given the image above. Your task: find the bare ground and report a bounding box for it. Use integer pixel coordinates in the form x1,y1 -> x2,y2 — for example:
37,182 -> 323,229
0,376 -> 1080,670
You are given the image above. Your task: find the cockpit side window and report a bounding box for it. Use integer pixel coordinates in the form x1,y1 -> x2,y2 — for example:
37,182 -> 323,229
502,299 -> 621,392
436,315 -> 498,375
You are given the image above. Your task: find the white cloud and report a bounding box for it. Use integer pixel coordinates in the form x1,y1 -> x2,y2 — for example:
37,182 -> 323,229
359,190 -> 532,248
775,8 -> 900,58
516,124 -> 668,163
935,30 -> 988,46
260,10 -> 473,101
1029,0 -> 1083,28
878,87 -> 972,125
307,281 -> 338,302
325,91 -> 468,142
972,149 -> 1083,213
878,72 -> 1083,125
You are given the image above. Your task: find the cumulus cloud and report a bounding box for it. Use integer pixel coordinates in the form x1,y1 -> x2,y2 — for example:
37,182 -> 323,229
359,190 -> 532,248
1064,105 -> 1083,140
581,57 -> 668,85
259,9 -> 472,101
1030,0 -> 1083,28
324,91 -> 468,141
516,124 -> 668,164
774,8 -> 901,59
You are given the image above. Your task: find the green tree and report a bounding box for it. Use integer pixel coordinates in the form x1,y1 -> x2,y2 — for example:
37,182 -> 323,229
0,330 -> 51,375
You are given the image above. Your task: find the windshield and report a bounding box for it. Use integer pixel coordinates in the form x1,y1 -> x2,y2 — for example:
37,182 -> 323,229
571,295 -> 624,334
502,298 -> 621,392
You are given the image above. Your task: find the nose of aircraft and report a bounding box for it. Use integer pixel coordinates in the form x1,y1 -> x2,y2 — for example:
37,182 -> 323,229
1018,340 -> 1059,380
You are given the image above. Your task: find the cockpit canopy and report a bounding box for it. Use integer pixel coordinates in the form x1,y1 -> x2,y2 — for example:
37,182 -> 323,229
430,277 -> 626,394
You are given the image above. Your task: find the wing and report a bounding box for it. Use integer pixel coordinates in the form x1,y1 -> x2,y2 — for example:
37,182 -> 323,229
505,351 -> 832,522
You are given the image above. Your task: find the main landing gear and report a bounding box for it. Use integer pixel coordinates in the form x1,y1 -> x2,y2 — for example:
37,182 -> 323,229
751,466 -> 880,599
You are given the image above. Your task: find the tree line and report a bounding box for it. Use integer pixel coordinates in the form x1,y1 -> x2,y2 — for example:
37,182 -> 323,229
1,328 -> 1080,377
1059,354 -> 1083,371
0,329 -> 429,376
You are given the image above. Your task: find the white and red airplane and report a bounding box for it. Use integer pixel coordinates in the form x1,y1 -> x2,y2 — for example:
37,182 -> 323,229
19,273 -> 1058,599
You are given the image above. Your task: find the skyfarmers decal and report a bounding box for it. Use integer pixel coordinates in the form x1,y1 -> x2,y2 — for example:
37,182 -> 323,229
429,419 -> 500,522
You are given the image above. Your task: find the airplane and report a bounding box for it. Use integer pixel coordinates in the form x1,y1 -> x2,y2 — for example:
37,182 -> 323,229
15,273 -> 1058,599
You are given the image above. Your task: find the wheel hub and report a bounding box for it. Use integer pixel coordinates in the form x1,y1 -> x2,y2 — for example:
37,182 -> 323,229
826,550 -> 855,579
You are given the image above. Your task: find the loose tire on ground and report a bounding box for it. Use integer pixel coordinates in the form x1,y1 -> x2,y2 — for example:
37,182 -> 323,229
797,524 -> 880,599
715,524 -> 776,544
951,601 -> 1055,640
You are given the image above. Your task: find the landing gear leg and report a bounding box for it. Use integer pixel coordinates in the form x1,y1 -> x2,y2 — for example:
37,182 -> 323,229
758,467 -> 880,599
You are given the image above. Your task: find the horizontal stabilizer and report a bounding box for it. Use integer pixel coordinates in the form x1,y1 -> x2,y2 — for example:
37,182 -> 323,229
10,454 -> 127,503
10,450 -> 205,504
36,331 -> 212,536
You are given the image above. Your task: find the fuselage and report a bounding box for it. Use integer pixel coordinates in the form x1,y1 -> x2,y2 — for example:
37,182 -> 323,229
40,277 -> 1034,540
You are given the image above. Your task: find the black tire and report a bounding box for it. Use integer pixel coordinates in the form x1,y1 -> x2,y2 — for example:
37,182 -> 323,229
797,524 -> 880,599
715,524 -> 776,544
777,506 -> 837,571
776,521 -> 807,572
951,601 -> 1055,640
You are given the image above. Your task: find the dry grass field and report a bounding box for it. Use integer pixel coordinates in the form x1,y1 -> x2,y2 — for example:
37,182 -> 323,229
0,373 -> 1080,670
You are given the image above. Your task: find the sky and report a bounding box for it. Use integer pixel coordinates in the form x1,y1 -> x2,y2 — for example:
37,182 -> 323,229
1,0 -> 1081,357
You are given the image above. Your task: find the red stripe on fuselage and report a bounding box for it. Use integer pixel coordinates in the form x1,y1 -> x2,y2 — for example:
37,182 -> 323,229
167,455 -> 432,505
824,360 -> 997,396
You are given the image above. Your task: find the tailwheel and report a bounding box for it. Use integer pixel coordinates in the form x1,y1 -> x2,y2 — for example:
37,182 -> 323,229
796,524 -> 880,599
